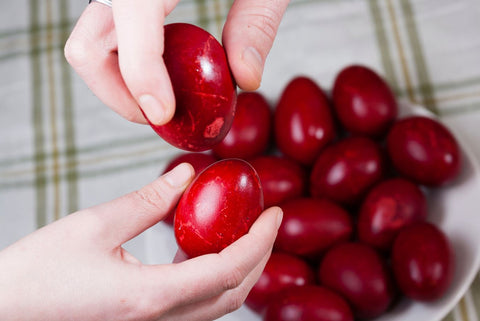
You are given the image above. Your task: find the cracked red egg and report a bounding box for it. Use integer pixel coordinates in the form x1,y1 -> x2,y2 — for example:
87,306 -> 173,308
146,23 -> 237,151
174,158 -> 264,257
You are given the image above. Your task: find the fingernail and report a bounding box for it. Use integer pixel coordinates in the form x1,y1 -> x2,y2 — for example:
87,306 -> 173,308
139,94 -> 165,125
275,207 -> 283,229
163,163 -> 194,188
242,46 -> 264,82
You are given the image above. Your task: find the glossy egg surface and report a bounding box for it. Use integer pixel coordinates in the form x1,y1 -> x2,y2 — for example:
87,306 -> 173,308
332,65 -> 397,137
161,152 -> 218,225
264,285 -> 354,321
245,252 -> 316,314
357,178 -> 427,251
387,116 -> 461,186
274,76 -> 336,165
318,242 -> 395,319
212,91 -> 272,159
392,222 -> 454,301
310,136 -> 384,206
149,23 -> 237,151
275,197 -> 353,258
249,155 -> 307,208
174,158 -> 263,257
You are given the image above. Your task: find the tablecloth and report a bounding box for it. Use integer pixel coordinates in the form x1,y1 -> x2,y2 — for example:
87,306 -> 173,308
1,0 -> 480,320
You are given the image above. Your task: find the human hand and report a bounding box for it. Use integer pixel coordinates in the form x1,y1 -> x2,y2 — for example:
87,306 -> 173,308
64,0 -> 290,126
0,163 -> 282,321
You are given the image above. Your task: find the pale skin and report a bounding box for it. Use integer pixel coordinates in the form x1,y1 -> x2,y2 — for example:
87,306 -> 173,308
0,163 -> 283,321
0,0 -> 289,319
64,0 -> 290,126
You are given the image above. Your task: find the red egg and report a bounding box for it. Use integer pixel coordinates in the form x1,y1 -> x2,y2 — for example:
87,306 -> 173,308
357,178 -> 428,251
318,242 -> 395,319
174,159 -> 263,257
264,285 -> 354,321
392,222 -> 454,301
332,65 -> 398,137
245,252 -> 316,314
212,92 -> 272,159
275,197 -> 353,258
161,152 -> 218,225
274,76 -> 336,166
310,136 -> 384,206
147,23 -> 237,151
249,155 -> 307,208
387,116 -> 461,186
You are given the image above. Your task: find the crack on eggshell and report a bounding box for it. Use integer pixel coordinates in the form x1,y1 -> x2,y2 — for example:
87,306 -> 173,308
184,110 -> 196,133
204,117 -> 225,138
178,219 -> 214,246
179,89 -> 230,103
204,36 -> 214,55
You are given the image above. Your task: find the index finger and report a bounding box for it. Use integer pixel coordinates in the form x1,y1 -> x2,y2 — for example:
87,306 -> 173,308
113,0 -> 180,126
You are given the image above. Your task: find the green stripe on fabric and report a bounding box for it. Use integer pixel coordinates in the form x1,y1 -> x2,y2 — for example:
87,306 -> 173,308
400,0 -> 438,114
0,44 -> 64,61
441,311 -> 455,321
0,141 -> 173,190
46,0 -> 61,221
195,0 -> 209,29
439,103 -> 480,117
0,153 -> 174,190
0,21 -> 71,40
213,0 -> 223,36
368,0 -> 400,92
386,0 -> 416,103
60,0 -> 78,214
469,274 -> 480,319
29,0 -> 47,228
429,76 -> 480,92
394,75 -> 480,99
459,296 -> 470,321
0,135 -> 159,168
0,0 -> 199,41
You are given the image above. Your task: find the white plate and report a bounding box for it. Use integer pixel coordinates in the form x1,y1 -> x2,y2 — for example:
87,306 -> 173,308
137,101 -> 480,321
219,101 -> 480,321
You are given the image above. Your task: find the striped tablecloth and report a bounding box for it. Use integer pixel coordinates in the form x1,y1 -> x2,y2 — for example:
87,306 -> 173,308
1,1 -> 479,320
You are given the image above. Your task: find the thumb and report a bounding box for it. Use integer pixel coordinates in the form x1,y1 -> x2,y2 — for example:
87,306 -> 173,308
222,0 -> 290,91
90,162 -> 194,248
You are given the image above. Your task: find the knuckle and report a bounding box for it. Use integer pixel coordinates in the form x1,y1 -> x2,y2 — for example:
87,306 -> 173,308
246,5 -> 281,44
64,34 -> 89,68
223,265 -> 244,291
133,182 -> 172,215
224,292 -> 246,314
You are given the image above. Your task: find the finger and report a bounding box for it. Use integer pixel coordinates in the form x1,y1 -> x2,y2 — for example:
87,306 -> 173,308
64,3 -> 147,124
113,0 -> 180,126
143,206 -> 282,309
88,163 -> 194,247
222,0 -> 290,91
161,247 -> 273,321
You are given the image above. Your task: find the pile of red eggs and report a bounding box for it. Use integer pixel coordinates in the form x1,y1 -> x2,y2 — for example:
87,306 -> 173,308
161,64 -> 462,321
